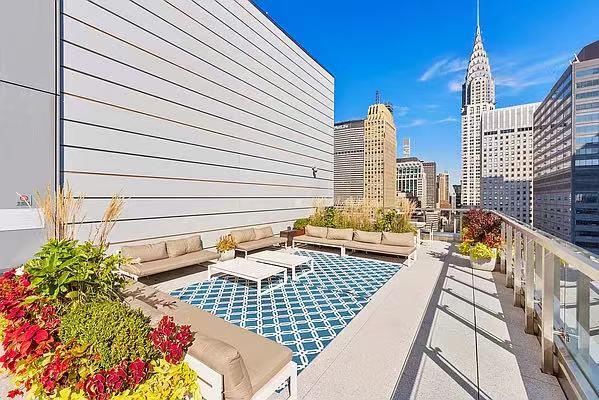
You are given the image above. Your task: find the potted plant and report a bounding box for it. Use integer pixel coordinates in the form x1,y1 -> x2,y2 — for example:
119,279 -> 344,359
459,209 -> 502,271
216,234 -> 236,261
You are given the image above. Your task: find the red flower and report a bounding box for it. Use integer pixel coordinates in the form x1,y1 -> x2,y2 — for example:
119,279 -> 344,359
7,388 -> 23,398
105,362 -> 128,392
149,316 -> 194,364
39,351 -> 71,393
83,373 -> 109,400
127,358 -> 148,386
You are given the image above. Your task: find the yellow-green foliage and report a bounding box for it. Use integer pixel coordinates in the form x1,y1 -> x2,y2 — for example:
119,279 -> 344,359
0,315 -> 7,341
468,242 -> 496,261
458,241 -> 472,255
216,234 -> 237,253
41,359 -> 200,400
111,359 -> 201,400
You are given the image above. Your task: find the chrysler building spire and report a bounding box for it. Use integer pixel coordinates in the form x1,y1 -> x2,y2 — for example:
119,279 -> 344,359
460,0 -> 496,206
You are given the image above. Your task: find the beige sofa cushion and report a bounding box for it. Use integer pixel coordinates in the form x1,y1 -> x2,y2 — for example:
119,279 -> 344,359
353,230 -> 382,244
120,250 -> 218,277
123,282 -> 292,399
326,228 -> 353,241
381,232 -> 414,247
236,237 -> 286,252
231,228 -> 256,244
166,236 -> 202,258
293,235 -> 348,247
121,242 -> 168,262
346,241 -> 415,257
305,225 -> 328,238
253,226 -> 273,240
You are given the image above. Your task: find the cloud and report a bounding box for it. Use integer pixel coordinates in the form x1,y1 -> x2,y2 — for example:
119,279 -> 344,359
448,80 -> 462,92
493,54 -> 571,91
397,117 -> 457,128
419,57 -> 468,82
397,118 -> 427,128
394,106 -> 409,117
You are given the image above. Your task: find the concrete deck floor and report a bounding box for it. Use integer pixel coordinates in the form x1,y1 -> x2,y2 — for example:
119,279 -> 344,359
0,241 -> 568,400
284,241 -> 566,400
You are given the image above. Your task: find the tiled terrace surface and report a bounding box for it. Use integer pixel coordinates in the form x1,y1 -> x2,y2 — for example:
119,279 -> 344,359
0,241 -> 568,399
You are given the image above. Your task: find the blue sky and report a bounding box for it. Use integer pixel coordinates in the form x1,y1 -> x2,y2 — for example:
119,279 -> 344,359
254,0 -> 599,184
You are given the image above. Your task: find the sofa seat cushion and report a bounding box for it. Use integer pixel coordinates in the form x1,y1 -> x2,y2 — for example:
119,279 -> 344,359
304,225 -> 327,238
293,235 -> 349,247
326,228 -> 353,241
121,242 -> 168,262
381,232 -> 414,247
166,236 -> 203,258
123,283 -> 292,399
353,230 -> 382,244
346,241 -> 415,257
236,236 -> 286,251
231,228 -> 256,244
253,226 -> 273,240
120,250 -> 218,277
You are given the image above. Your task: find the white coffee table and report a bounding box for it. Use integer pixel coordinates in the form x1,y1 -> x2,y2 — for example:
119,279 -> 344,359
247,250 -> 314,280
209,258 -> 287,297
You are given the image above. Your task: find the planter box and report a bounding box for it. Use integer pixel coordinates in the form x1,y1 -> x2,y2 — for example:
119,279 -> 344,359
469,251 -> 498,271
219,249 -> 235,261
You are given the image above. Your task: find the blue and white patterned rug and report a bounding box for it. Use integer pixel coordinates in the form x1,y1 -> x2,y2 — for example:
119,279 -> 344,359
169,250 -> 402,372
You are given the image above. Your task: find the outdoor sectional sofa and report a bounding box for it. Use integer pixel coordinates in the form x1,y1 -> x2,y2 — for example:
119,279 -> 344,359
293,225 -> 417,266
124,281 -> 297,400
119,235 -> 219,280
231,226 -> 287,257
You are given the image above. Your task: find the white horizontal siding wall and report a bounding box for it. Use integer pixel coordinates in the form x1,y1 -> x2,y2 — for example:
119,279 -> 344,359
60,0 -> 334,249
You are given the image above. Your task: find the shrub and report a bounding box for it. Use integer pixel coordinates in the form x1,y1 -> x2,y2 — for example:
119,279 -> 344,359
462,209 -> 502,249
373,209 -> 415,233
293,218 -> 310,230
59,301 -> 158,370
468,242 -> 497,261
216,235 -> 236,253
24,239 -> 127,304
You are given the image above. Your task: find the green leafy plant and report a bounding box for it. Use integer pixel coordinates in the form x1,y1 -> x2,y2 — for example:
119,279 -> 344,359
374,209 -> 415,233
468,242 -> 497,261
458,241 -> 472,255
24,239 -> 127,304
293,218 -> 310,230
215,235 -> 236,253
59,301 -> 158,370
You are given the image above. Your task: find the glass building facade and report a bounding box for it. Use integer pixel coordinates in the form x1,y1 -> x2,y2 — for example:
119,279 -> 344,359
534,41 -> 599,253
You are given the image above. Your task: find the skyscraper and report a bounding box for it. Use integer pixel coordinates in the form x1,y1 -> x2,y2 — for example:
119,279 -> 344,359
396,157 -> 427,207
534,41 -> 599,253
437,172 -> 451,209
422,161 -> 437,208
364,103 -> 397,208
334,120 -> 365,203
461,2 -> 495,206
402,138 -> 411,157
481,103 -> 539,224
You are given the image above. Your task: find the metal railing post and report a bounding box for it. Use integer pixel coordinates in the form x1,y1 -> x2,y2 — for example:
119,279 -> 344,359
500,222 -> 506,274
513,230 -> 523,307
577,272 -> 590,363
506,225 -> 513,288
524,236 -> 535,333
541,250 -> 557,374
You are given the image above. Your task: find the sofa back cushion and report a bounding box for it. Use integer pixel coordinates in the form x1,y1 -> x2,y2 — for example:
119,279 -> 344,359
381,232 -> 414,247
166,236 -> 203,258
231,228 -> 256,244
253,226 -> 273,240
121,242 -> 168,262
305,225 -> 328,238
353,230 -> 382,244
326,228 -> 353,241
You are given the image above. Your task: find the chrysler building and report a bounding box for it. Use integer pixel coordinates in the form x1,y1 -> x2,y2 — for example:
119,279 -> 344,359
461,1 -> 495,206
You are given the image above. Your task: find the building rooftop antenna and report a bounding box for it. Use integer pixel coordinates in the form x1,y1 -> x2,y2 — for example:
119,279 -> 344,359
375,90 -> 381,104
